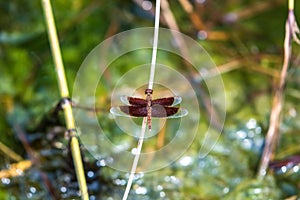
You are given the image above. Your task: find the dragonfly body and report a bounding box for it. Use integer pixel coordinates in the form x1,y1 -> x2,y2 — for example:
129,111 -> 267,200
146,89 -> 152,131
110,89 -> 188,131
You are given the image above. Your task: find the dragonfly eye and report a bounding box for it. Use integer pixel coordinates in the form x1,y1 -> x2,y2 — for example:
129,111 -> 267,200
145,88 -> 153,95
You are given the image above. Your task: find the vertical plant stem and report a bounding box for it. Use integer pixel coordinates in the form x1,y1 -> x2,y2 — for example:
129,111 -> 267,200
41,0 -> 89,199
122,1 -> 161,199
289,0 -> 294,10
122,118 -> 147,200
257,0 -> 294,178
148,0 -> 161,90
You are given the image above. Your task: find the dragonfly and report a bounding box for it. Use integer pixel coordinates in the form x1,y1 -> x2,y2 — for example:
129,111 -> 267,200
110,89 -> 188,131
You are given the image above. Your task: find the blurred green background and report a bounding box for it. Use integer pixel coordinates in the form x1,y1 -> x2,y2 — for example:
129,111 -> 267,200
0,0 -> 300,199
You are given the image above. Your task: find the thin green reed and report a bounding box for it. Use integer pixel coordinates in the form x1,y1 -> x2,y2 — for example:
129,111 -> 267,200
41,0 -> 89,199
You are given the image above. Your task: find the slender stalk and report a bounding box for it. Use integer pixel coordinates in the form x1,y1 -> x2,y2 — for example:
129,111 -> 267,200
257,0 -> 295,178
41,0 -> 89,199
122,118 -> 147,200
0,141 -> 23,162
289,0 -> 294,10
148,0 -> 161,90
122,1 -> 161,199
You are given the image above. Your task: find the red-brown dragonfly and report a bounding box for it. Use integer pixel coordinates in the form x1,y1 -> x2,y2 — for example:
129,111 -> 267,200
110,89 -> 188,131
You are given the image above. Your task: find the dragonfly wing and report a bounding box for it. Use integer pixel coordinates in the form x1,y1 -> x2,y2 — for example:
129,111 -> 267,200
120,96 -> 131,105
166,108 -> 188,118
122,106 -> 147,117
110,106 -> 131,117
121,96 -> 182,106
111,106 -> 148,117
152,97 -> 174,106
120,96 -> 147,106
151,96 -> 182,106
121,96 -> 148,106
111,105 -> 188,118
172,96 -> 182,106
150,105 -> 178,117
128,97 -> 147,106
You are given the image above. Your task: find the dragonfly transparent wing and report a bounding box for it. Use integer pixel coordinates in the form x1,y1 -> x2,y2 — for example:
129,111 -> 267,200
120,96 -> 130,105
172,96 -> 182,106
166,108 -> 188,118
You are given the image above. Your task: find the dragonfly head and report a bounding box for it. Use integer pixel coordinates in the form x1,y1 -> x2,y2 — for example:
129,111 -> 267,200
145,88 -> 153,95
